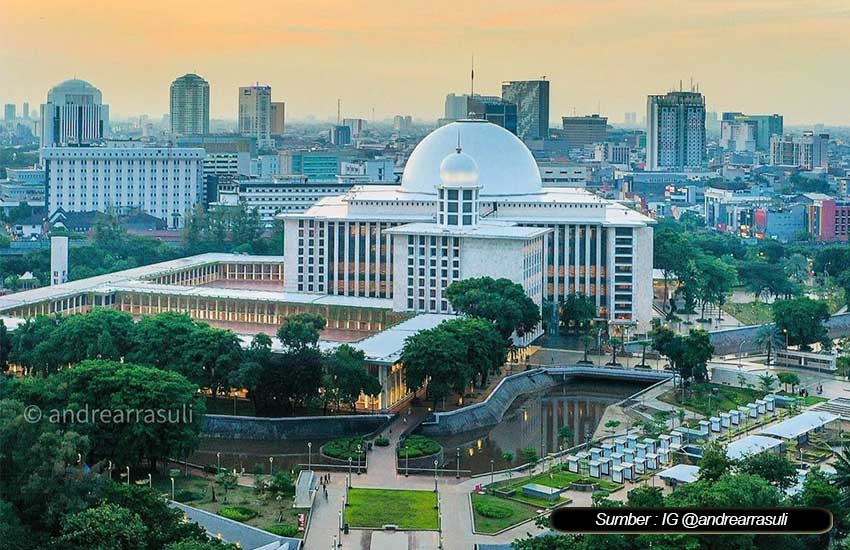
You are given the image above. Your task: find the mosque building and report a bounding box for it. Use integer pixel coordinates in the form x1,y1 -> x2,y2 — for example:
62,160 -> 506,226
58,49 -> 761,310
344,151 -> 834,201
280,119 -> 655,334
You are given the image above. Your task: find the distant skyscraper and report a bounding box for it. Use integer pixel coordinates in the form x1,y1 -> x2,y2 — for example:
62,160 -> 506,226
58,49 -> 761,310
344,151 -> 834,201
270,102 -> 285,136
443,94 -> 517,134
342,118 -> 368,137
170,73 -> 210,136
501,80 -> 549,140
561,114 -> 608,148
238,85 -> 273,149
22,102 -> 29,120
645,90 -> 706,171
331,125 -> 351,146
393,115 -> 413,132
40,79 -> 109,146
624,112 -> 637,126
720,112 -> 783,152
3,104 -> 14,121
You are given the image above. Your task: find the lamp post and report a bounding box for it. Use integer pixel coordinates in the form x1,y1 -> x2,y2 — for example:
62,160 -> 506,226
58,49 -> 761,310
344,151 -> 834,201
783,329 -> 789,350
347,457 -> 352,488
308,442 -> 312,472
126,466 -> 130,485
455,448 -> 461,479
171,477 -> 175,501
269,456 -> 274,476
356,444 -> 362,475
148,473 -> 152,489
404,447 -> 410,477
490,459 -> 495,484
434,459 -> 439,493
107,460 -> 113,481
216,452 -> 221,472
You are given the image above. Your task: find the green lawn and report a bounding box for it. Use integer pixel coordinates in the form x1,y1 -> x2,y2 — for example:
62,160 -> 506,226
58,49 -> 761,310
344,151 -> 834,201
723,301 -> 773,325
151,474 -> 304,537
471,492 -> 539,534
659,383 -> 765,417
345,488 -> 438,530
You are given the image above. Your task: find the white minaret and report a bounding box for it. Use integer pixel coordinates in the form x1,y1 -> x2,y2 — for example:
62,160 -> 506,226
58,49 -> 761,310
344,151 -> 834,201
50,235 -> 69,285
436,137 -> 481,227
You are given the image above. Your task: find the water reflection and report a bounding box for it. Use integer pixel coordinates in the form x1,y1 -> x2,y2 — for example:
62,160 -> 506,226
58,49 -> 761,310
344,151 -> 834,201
428,378 -> 646,475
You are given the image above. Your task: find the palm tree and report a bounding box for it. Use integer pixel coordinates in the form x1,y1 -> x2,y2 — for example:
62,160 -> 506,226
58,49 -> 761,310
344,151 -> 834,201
785,253 -> 810,283
830,446 -> 850,505
754,324 -> 783,366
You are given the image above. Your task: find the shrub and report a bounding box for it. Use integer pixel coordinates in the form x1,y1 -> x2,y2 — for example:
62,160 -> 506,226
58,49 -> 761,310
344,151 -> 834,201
323,437 -> 366,460
174,489 -> 203,503
474,501 -> 513,519
203,464 -> 222,474
397,435 -> 441,458
374,437 -> 390,447
218,506 -> 258,522
265,524 -> 300,537
520,447 -> 539,464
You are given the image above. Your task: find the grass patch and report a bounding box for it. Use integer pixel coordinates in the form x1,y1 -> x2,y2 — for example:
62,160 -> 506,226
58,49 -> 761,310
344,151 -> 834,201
723,301 -> 773,325
398,435 -> 442,458
323,437 -> 366,460
151,474 -> 305,537
219,506 -> 258,522
659,383 -> 765,417
345,488 -> 438,530
471,493 -> 538,534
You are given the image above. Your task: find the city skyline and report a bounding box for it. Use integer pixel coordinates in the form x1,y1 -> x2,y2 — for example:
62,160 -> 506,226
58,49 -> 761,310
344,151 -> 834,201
2,0 -> 849,125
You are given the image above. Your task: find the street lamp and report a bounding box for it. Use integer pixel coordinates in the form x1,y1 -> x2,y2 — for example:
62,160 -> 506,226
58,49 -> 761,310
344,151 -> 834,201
783,329 -> 789,349
356,444 -> 362,475
126,466 -> 130,485
308,442 -> 312,472
268,456 -> 274,476
148,473 -> 152,488
216,452 -> 221,472
404,447 -> 410,477
347,457 -> 352,488
171,477 -> 175,501
433,459 -> 439,493
107,460 -> 113,481
456,448 -> 461,479
490,459 -> 495,485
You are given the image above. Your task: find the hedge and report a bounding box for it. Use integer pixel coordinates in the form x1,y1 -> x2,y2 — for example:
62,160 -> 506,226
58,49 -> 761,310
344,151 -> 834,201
398,435 -> 441,458
218,506 -> 258,522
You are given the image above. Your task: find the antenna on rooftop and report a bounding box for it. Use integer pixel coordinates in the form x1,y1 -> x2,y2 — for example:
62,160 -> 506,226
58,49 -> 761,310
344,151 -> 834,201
470,53 -> 475,97
337,99 -> 340,125
456,129 -> 462,153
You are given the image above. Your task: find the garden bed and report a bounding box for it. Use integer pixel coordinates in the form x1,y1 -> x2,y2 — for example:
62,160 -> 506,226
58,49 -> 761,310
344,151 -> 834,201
470,492 -> 539,535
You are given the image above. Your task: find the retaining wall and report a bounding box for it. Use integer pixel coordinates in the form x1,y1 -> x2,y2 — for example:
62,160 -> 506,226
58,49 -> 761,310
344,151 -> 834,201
202,413 -> 392,440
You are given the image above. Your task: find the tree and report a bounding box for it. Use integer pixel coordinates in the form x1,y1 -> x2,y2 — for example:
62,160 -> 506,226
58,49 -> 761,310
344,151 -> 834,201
653,225 -> 688,316
440,317 -> 507,387
445,277 -> 540,340
758,239 -> 786,263
559,293 -> 597,333
772,297 -> 830,350
785,253 -> 810,283
800,468 -> 846,547
322,344 -> 381,411
627,486 -> 664,508
777,372 -> 800,394
693,255 -> 737,321
698,442 -> 731,483
277,313 -> 326,350
215,471 -> 238,504
0,319 -> 11,372
15,359 -> 205,471
607,336 -> 623,366
757,372 -> 776,393
400,325 -> 470,410
58,503 -> 147,550
558,426 -> 574,446
754,324 -> 783,366
738,452 -> 797,490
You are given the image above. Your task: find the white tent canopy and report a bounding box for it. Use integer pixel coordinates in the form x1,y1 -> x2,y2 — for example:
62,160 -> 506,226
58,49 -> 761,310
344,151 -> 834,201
758,411 -> 839,440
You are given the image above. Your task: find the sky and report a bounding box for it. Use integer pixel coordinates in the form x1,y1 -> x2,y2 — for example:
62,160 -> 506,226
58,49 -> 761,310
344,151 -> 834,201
2,0 -> 849,125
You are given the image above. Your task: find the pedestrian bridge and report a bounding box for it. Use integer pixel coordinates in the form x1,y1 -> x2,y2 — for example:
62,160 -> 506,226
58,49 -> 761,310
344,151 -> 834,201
545,364 -> 673,383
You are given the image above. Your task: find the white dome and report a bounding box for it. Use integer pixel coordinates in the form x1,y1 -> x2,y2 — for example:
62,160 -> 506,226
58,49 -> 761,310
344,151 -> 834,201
47,79 -> 102,104
439,148 -> 479,187
402,120 -> 542,196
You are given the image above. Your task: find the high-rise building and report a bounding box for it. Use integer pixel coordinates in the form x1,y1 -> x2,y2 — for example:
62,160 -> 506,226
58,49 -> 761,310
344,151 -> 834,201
720,112 -> 783,151
342,118 -> 368,137
443,94 -> 517,134
770,132 -> 829,170
561,114 -> 608,148
501,80 -> 549,140
330,125 -> 352,146
393,115 -> 413,132
42,144 -> 205,228
22,102 -> 29,120
238,85 -> 273,149
624,112 -> 637,126
40,79 -> 110,147
270,102 -> 285,136
170,73 -> 210,137
3,104 -> 14,121
645,90 -> 706,171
